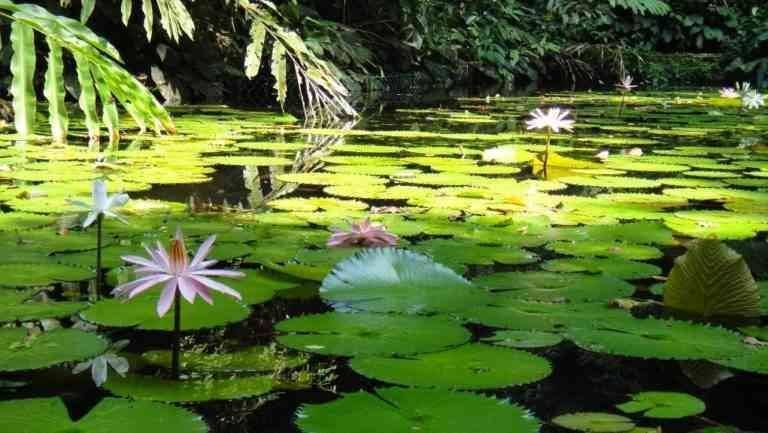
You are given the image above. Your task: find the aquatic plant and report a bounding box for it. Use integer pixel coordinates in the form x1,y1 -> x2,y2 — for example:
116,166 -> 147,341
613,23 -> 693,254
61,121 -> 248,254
552,412 -> 635,433
615,74 -> 637,115
663,239 -> 762,319
68,179 -> 129,299
525,107 -> 574,169
742,90 -> 765,110
72,339 -> 130,387
734,81 -> 752,96
113,228 -> 244,378
327,218 -> 398,248
719,87 -> 740,98
616,391 -> 706,419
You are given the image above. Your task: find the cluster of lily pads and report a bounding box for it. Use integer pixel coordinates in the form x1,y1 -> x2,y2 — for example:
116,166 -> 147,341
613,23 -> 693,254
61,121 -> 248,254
0,88 -> 766,433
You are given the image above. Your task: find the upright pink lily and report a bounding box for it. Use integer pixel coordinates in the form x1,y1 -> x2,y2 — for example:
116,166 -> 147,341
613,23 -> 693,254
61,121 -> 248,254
327,218 -> 399,248
113,228 -> 244,317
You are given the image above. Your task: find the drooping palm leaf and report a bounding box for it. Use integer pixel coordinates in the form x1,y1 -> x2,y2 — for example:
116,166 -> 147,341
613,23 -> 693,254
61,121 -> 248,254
43,37 -> 68,143
0,0 -> 175,139
9,21 -> 36,136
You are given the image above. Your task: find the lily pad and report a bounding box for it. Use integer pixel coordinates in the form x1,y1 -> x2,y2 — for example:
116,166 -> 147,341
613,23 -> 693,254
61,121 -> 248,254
275,312 -> 471,356
0,397 -> 208,433
350,343 -> 551,390
552,412 -> 635,433
482,330 -> 564,349
0,328 -> 107,372
296,388 -> 540,433
81,293 -> 250,331
320,248 -> 492,314
142,346 -> 307,373
616,391 -> 706,419
541,258 -> 661,279
0,263 -> 93,287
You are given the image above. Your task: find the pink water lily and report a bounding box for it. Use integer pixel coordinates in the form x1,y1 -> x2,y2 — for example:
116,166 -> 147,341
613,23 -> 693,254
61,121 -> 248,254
113,228 -> 244,317
327,218 -> 399,248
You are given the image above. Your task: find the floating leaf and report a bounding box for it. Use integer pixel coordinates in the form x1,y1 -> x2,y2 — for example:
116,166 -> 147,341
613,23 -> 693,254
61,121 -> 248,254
552,412 -> 635,433
320,248 -> 491,314
350,344 -> 551,390
616,391 -> 705,419
105,373 -> 273,402
0,328 -> 107,372
276,312 -> 470,356
482,330 -> 563,349
297,388 -> 540,433
0,397 -> 208,433
142,346 -> 307,373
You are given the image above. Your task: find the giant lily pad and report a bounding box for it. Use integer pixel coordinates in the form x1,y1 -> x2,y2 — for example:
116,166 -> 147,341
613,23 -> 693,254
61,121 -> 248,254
81,293 -> 250,331
276,312 -> 471,356
142,346 -> 307,373
320,248 -> 492,314
0,263 -> 93,287
552,412 -> 635,432
296,388 -> 540,433
567,318 -> 745,360
349,343 -> 551,389
0,290 -> 87,323
0,397 -> 208,433
0,328 -> 107,372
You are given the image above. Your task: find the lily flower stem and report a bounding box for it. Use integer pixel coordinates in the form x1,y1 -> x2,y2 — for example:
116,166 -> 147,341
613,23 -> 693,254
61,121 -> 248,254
544,128 -> 551,168
95,213 -> 103,301
171,296 -> 181,380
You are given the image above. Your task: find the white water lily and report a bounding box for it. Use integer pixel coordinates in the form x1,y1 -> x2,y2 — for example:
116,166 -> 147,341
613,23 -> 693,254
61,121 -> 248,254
525,108 -> 575,133
719,87 -> 739,98
68,179 -> 130,228
72,340 -> 130,387
615,75 -> 637,93
742,90 -> 765,110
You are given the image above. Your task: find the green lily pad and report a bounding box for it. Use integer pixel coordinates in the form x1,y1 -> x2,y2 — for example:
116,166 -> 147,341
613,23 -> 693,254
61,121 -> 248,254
276,312 -> 471,356
296,388 -> 540,433
277,173 -> 387,186
482,330 -> 564,349
541,258 -> 661,279
567,318 -> 745,360
0,328 -> 107,372
350,343 -> 551,390
0,263 -> 93,287
104,373 -> 274,402
552,412 -> 635,432
81,292 -> 250,331
546,241 -> 663,260
0,290 -> 87,323
616,391 -> 706,419
0,397 -> 208,433
320,248 -> 492,314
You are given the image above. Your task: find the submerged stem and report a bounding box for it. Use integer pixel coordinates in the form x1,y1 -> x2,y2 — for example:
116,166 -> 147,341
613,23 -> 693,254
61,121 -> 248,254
171,295 -> 181,380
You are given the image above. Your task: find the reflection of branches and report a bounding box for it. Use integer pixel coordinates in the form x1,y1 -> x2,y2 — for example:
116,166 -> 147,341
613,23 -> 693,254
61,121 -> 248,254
246,117 -> 357,209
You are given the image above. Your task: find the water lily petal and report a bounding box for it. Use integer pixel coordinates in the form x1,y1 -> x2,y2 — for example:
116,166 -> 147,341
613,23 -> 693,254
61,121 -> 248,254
106,193 -> 130,210
190,235 -> 216,269
91,356 -> 108,387
92,179 -> 108,212
178,276 -> 198,303
190,269 -> 245,278
72,360 -> 92,375
82,211 -> 99,228
189,275 -> 242,301
106,354 -> 130,376
156,278 -> 178,317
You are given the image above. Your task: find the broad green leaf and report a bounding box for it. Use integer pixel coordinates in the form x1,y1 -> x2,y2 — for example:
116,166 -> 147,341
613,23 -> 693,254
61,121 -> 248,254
552,412 -> 635,433
297,388 -> 540,433
43,37 -> 68,143
92,67 -> 120,144
664,239 -> 762,319
9,21 -> 36,136
0,328 -> 107,372
616,391 -> 705,419
0,397 -> 208,433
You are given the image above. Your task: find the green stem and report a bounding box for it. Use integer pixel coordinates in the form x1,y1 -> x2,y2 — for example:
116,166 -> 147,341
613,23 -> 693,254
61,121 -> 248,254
171,295 -> 181,380
543,128 -> 551,171
618,93 -> 626,116
95,213 -> 102,301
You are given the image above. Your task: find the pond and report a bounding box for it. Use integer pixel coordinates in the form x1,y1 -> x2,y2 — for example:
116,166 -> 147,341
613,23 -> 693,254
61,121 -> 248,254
0,90 -> 767,433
